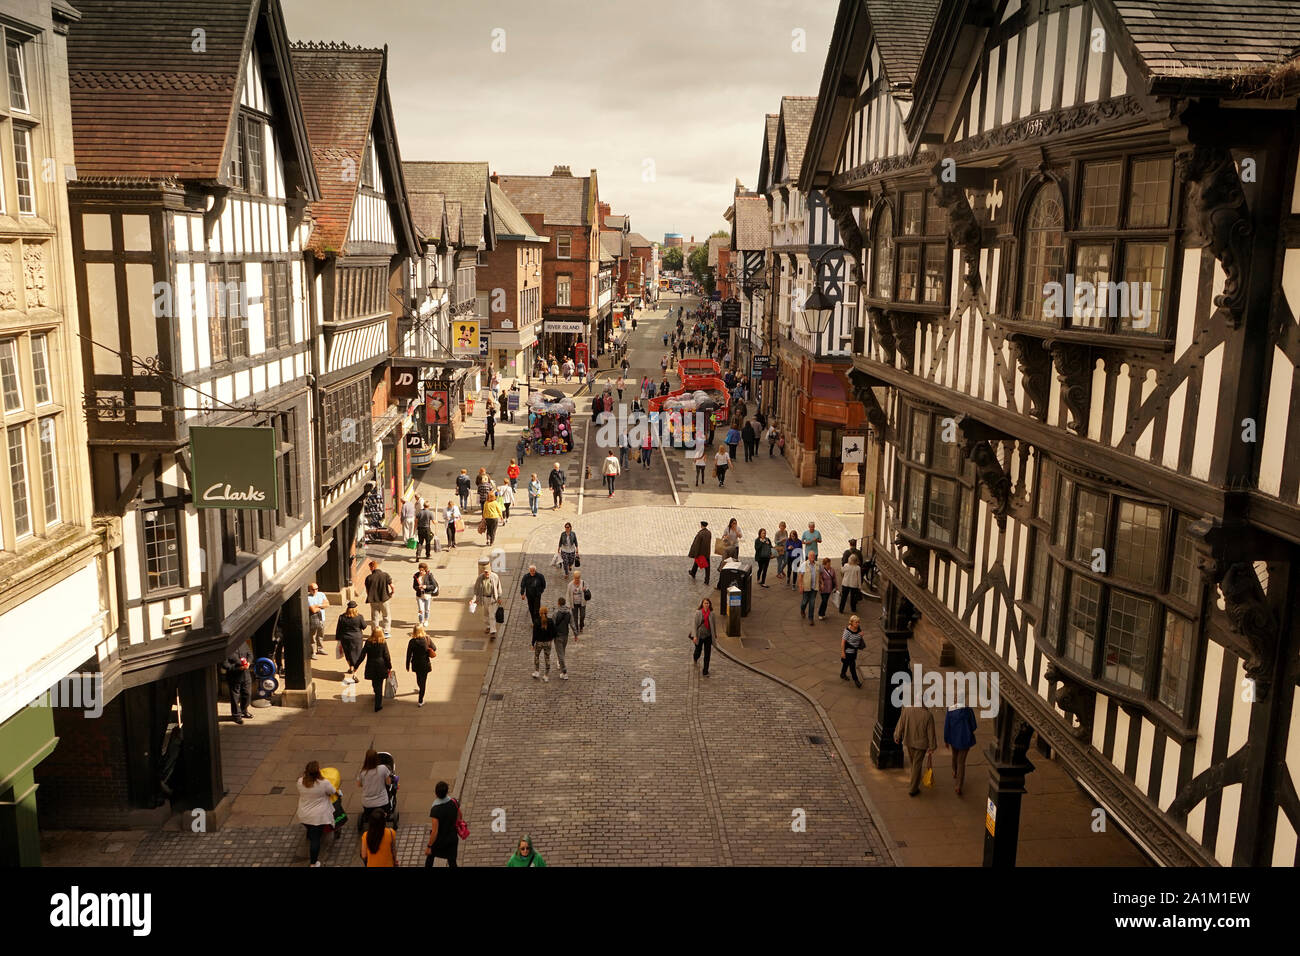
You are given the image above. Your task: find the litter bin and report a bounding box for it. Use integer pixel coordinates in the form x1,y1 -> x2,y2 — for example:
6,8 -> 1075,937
725,586 -> 742,637
717,560 -> 752,616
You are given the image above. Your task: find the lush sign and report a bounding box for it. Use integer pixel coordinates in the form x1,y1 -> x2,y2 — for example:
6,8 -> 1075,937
190,426 -> 279,511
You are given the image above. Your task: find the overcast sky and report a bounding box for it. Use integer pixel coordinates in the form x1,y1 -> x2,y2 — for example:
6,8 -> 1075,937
281,0 -> 837,243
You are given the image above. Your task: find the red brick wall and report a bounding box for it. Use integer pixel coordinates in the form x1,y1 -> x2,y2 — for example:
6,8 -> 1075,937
478,240 -> 522,328
34,695 -> 132,828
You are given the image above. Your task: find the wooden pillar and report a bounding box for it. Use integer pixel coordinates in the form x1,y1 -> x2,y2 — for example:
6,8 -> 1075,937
280,586 -> 316,707
983,703 -> 1036,867
870,582 -> 913,769
176,666 -> 223,812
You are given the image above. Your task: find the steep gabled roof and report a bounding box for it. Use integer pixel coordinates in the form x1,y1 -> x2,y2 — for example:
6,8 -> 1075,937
407,188 -> 447,245
707,235 -> 729,268
864,0 -> 941,88
603,214 -> 628,230
733,195 -> 771,251
403,162 -> 496,250
291,42 -> 417,257
67,0 -> 317,196
445,201 -> 464,247
627,232 -> 652,249
774,96 -> 817,185
496,169 -> 596,228
599,232 -> 623,259
490,181 -> 544,240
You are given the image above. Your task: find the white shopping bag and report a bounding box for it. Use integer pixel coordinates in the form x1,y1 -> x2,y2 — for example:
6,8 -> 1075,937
469,598 -> 478,615
550,552 -> 563,568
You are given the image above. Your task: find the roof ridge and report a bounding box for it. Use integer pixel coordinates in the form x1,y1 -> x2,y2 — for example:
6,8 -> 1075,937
290,40 -> 383,53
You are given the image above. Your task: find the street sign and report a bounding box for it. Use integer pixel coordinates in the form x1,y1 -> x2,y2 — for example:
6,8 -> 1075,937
841,436 -> 865,464
190,425 -> 279,510
507,392 -> 520,411
721,299 -> 742,329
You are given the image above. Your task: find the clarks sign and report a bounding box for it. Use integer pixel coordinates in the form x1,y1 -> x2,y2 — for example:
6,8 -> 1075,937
189,426 -> 279,511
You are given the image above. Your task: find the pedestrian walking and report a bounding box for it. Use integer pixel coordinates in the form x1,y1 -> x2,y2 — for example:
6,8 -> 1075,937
482,492 -> 503,546
694,441 -> 707,485
548,462 -> 566,509
894,704 -> 937,796
842,539 -> 865,569
531,607 -> 556,681
549,360 -> 560,383
520,564 -> 547,623
416,501 -> 439,559
714,445 -> 730,487
754,529 -> 772,587
784,533 -> 802,589
839,554 -> 863,613
944,697 -> 978,796
355,748 -> 394,827
425,781 -> 461,868
798,559 -> 818,626
443,500 -> 461,550
507,459 -> 520,492
552,597 -> 572,680
364,560 -> 394,633
840,615 -> 865,687
401,496 -> 417,543
725,425 -> 740,461
567,572 -> 588,634
766,425 -> 779,456
498,481 -> 515,523
527,473 -> 541,516
773,523 -> 790,578
721,518 -> 742,560
615,375 -> 625,402
455,469 -> 471,511
690,596 -> 718,677
641,429 -> 653,468
801,521 -> 823,562
360,810 -> 398,867
817,557 -> 837,619
337,600 -> 366,681
412,562 -> 438,626
602,451 -> 621,497
659,377 -> 670,396
473,563 -> 503,638
220,646 -> 253,723
406,624 -> 436,707
687,520 -> 712,585
557,523 -> 579,577
296,761 -> 338,867
618,428 -> 631,471
499,390 -> 510,424
483,409 -> 496,450
307,583 -> 329,655
507,835 -> 546,867
741,420 -> 756,462
355,628 -> 393,712
476,469 -> 495,511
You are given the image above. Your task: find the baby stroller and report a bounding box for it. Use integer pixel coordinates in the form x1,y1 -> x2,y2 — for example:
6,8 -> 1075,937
357,752 -> 400,831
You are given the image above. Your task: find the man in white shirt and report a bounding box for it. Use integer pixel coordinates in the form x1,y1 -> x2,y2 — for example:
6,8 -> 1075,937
307,583 -> 328,655
602,451 -> 622,497
401,497 -> 417,542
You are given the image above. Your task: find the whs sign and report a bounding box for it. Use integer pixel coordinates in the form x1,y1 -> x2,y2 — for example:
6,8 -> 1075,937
190,425 -> 279,511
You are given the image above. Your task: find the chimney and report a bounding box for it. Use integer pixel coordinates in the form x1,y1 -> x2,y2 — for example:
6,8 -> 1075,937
551,165 -> 572,177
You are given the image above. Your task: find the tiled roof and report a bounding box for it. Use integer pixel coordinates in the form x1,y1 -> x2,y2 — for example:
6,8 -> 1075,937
445,201 -> 463,246
764,113 -> 779,176
404,162 -> 491,248
409,189 -> 446,243
599,232 -> 623,258
490,181 -> 542,240
733,195 -> 770,251
779,96 -> 817,181
627,232 -> 652,249
1112,0 -> 1300,81
67,0 -> 257,181
864,0 -> 941,86
291,43 -> 383,255
496,171 -> 593,228
707,236 -> 729,267
603,215 -> 627,229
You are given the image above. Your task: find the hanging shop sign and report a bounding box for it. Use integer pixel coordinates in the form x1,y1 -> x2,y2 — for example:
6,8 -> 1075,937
190,425 -> 279,510
751,355 -> 771,377
452,319 -> 481,356
721,299 -> 742,328
405,431 -> 423,450
841,436 -> 865,464
425,388 -> 450,426
391,365 -> 421,400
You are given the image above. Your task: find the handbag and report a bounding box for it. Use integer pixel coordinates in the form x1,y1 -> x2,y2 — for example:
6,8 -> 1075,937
384,671 -> 398,700
574,556 -> 581,568
427,641 -> 437,659
495,605 -> 505,623
452,797 -> 469,840
583,587 -> 591,602
476,517 -> 488,534
335,641 -> 343,660
454,518 -> 466,533
921,753 -> 934,789
713,539 -> 726,556
432,536 -> 441,553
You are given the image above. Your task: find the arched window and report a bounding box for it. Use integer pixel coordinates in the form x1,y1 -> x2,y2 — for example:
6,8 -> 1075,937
873,205 -> 894,299
1020,183 -> 1065,322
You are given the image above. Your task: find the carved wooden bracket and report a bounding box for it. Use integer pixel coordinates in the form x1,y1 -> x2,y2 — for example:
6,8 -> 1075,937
887,310 -> 916,373
867,306 -> 897,362
826,189 -> 865,273
1047,340 -> 1091,435
1044,663 -> 1096,740
847,367 -> 888,439
894,531 -> 930,585
1176,145 -> 1253,330
932,164 -> 984,291
1010,334 -> 1052,421
961,437 -> 1013,530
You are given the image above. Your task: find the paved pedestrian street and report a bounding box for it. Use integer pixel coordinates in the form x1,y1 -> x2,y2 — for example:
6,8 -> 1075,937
456,506 -> 890,866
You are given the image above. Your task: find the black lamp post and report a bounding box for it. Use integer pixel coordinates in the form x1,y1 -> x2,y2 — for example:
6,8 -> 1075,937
796,247 -> 853,350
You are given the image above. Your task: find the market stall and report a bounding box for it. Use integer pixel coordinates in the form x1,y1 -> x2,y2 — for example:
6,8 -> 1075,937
526,394 -> 577,455
648,377 -> 729,444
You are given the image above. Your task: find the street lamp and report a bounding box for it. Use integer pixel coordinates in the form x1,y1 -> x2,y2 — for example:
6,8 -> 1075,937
796,247 -> 852,337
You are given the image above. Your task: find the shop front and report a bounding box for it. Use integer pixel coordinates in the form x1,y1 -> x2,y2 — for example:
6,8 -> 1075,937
544,318 -> 587,365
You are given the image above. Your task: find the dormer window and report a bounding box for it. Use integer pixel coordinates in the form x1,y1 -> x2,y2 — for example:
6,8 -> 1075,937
230,111 -> 266,196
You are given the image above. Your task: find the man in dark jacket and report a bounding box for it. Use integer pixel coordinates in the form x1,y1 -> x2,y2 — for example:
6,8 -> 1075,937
842,539 -> 864,568
364,560 -> 394,633
687,521 -> 713,585
356,634 -> 393,712
221,644 -> 254,723
416,502 -> 438,559
483,408 -> 496,450
455,470 -> 472,511
741,421 -> 756,462
520,564 -> 547,624
548,463 -> 566,509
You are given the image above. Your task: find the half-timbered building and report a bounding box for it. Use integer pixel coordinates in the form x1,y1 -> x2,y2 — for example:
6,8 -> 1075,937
727,189 -> 772,408
51,0 -> 322,823
801,0 -> 1300,866
402,187 -> 454,449
760,95 -> 866,489
290,41 -> 418,595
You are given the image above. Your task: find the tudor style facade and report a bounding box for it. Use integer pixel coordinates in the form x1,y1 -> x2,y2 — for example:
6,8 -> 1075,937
290,42 -> 418,597
801,0 -> 1300,866
47,0 -> 324,824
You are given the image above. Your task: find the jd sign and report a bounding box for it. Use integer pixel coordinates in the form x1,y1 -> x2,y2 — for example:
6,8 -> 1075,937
189,425 -> 279,511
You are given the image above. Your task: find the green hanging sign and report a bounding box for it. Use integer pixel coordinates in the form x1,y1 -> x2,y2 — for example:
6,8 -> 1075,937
190,425 -> 279,510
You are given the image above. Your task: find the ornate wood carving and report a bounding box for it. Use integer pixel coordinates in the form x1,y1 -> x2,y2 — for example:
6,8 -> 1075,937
1176,145 -> 1253,329
963,438 -> 1012,529
887,310 -> 915,373
933,175 -> 983,290
1010,334 -> 1052,420
894,532 -> 929,585
1214,562 -> 1279,697
867,306 -> 896,362
1044,663 -> 1097,741
826,189 -> 864,270
946,96 -> 1146,161
1048,341 -> 1091,435
847,367 -> 888,438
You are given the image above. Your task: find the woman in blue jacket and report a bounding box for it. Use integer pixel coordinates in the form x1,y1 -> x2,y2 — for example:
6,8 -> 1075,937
944,702 -> 978,796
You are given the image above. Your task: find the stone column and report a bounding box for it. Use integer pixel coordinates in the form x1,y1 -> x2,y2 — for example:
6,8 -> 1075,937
982,703 -> 1036,867
839,461 -> 859,497
870,582 -> 913,769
